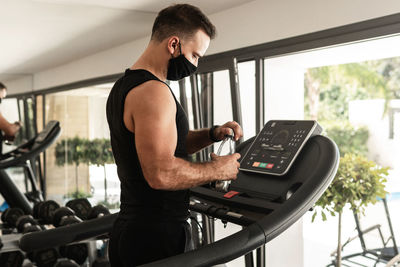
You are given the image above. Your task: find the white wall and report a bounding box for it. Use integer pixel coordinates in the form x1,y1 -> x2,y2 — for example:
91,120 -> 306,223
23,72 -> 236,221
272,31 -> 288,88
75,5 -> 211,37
6,75 -> 33,94
6,0 -> 400,93
206,0 -> 400,55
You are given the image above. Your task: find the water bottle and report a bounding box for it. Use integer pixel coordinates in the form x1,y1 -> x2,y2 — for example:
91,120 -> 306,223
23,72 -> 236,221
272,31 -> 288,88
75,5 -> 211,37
212,134 -> 235,192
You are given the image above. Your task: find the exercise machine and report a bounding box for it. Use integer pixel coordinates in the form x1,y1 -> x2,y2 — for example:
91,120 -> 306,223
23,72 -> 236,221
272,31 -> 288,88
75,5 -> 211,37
0,120 -> 60,214
17,120 -> 339,267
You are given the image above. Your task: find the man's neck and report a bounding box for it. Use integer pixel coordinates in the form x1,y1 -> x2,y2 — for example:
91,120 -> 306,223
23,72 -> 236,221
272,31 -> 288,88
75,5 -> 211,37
131,41 -> 169,81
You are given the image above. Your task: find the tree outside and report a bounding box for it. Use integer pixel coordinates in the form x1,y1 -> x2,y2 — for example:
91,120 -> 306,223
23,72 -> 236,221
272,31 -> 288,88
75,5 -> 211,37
305,57 -> 399,267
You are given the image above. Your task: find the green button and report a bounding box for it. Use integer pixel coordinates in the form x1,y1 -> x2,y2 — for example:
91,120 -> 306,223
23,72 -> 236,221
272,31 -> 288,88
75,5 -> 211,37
259,163 -> 267,168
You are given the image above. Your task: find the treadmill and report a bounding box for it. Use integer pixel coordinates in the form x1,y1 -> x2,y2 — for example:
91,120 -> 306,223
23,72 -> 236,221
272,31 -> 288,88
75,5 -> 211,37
17,120 -> 339,267
0,120 -> 61,214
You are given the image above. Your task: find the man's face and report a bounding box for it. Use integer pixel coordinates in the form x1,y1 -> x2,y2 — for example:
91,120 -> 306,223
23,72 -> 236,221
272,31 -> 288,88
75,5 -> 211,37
180,29 -> 210,67
0,88 -> 6,99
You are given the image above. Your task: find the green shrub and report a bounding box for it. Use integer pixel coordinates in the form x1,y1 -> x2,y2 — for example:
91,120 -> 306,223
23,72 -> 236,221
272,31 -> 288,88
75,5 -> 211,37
313,153 -> 388,221
324,121 -> 369,157
64,190 -> 92,200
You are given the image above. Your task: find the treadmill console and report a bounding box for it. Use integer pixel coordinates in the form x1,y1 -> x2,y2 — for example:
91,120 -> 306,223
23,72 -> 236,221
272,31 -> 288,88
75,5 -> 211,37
239,120 -> 322,176
35,121 -> 60,143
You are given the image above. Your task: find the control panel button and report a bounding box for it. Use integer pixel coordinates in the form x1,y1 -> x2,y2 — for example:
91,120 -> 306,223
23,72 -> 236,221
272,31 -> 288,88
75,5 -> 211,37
224,191 -> 240,199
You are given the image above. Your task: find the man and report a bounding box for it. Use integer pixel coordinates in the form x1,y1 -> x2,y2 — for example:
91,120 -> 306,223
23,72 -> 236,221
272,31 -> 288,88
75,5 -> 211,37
0,83 -> 21,154
106,4 -> 242,266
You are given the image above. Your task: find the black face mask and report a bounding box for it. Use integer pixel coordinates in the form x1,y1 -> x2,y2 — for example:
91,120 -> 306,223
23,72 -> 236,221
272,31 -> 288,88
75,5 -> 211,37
167,43 -> 197,81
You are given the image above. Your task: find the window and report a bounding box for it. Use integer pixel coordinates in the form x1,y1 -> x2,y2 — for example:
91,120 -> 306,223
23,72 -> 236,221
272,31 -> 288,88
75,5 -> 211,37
238,60 -> 256,141
43,85 -> 119,209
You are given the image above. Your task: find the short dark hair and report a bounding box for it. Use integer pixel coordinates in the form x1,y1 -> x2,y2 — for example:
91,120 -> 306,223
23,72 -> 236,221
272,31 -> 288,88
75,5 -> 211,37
0,82 -> 6,90
151,4 -> 216,42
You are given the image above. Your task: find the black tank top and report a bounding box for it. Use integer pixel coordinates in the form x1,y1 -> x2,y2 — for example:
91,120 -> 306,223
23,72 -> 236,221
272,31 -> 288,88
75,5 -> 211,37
106,69 -> 190,221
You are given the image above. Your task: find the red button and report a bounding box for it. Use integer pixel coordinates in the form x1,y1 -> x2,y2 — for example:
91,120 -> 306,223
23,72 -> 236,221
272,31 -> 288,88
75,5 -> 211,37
224,191 -> 240,199
266,163 -> 274,169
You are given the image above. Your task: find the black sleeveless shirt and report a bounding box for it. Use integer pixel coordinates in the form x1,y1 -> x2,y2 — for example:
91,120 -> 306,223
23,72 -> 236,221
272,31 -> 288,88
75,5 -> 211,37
106,69 -> 190,221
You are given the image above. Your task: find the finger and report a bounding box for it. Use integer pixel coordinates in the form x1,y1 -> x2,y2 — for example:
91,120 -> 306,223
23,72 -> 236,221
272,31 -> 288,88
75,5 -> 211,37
223,127 -> 234,137
233,153 -> 241,159
231,123 -> 243,141
223,121 -> 243,141
210,152 -> 218,160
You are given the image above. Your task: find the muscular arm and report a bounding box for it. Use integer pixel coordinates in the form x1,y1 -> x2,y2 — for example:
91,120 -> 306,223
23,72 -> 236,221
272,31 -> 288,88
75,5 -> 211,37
124,81 -> 239,191
186,129 -> 213,154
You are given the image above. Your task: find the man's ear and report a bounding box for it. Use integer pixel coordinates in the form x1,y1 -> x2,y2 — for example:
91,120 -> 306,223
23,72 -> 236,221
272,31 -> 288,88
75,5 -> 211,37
167,36 -> 180,55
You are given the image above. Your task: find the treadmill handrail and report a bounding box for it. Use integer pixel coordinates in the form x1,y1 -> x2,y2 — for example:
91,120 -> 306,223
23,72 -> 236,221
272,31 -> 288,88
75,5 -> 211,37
20,211 -> 265,267
0,138 -> 35,161
143,223 -> 266,267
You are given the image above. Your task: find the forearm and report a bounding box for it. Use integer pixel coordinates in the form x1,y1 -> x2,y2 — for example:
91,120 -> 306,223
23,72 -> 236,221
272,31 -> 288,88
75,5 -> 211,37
0,113 -> 12,135
145,156 -> 221,190
186,128 -> 214,154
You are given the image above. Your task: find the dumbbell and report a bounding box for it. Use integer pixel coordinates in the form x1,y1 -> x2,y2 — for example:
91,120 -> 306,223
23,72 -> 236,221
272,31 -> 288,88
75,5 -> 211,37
27,248 -> 59,267
66,198 -> 92,220
33,200 -> 81,227
1,208 -> 41,233
66,198 -> 110,220
52,207 -> 82,228
88,205 -> 110,220
33,200 -> 60,224
66,198 -> 111,221
0,250 -> 24,267
1,208 -> 24,227
59,243 -> 88,266
15,215 -> 41,233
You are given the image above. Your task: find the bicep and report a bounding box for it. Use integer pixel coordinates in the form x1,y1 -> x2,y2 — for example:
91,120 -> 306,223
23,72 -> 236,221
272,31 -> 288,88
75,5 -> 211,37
129,84 -> 177,180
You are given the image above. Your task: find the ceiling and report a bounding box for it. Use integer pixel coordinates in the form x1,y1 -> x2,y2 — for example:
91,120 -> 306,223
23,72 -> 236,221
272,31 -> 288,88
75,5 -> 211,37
0,0 -> 253,83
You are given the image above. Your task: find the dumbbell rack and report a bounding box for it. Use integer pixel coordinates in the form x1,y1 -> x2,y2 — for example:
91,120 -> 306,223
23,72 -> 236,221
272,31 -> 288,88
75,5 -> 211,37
0,199 -> 113,267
